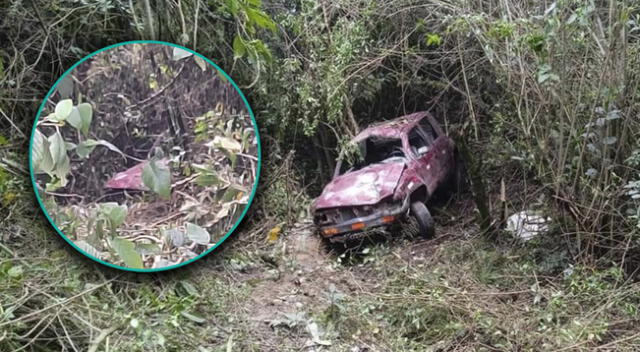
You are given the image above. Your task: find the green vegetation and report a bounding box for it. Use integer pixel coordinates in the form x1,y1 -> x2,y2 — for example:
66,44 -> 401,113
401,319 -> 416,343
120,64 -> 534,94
2,0 -> 640,350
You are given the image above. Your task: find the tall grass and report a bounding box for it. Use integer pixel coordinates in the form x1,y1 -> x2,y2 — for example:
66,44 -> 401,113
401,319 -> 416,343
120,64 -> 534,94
444,0 -> 640,264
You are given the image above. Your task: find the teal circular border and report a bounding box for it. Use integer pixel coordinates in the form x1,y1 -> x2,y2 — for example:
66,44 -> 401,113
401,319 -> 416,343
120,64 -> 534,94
29,40 -> 261,273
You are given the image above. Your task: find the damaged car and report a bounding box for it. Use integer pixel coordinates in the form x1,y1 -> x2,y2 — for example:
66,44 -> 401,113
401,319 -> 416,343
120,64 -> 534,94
311,111 -> 460,243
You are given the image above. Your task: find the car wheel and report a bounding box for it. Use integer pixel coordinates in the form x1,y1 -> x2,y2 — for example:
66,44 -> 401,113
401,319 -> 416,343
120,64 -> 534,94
410,201 -> 435,239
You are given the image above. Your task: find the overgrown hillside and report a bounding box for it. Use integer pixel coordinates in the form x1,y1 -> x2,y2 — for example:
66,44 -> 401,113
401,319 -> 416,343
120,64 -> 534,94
1,0 -> 640,350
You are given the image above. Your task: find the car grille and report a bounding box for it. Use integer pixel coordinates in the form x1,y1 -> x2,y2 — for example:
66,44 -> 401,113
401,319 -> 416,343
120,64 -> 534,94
315,206 -> 375,226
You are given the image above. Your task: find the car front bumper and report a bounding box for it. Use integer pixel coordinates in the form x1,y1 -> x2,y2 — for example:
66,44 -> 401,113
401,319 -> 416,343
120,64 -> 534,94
317,199 -> 410,242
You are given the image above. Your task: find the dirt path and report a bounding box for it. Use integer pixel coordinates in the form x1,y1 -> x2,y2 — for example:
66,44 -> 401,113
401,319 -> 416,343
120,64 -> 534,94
240,220 -> 370,348
236,198 -> 473,349
246,223 -> 340,314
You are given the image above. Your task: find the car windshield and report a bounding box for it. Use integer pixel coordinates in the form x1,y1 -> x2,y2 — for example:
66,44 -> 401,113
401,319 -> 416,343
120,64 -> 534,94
335,136 -> 405,176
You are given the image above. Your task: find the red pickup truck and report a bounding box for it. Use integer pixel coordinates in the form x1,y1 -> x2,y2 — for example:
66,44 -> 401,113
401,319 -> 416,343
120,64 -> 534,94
311,111 -> 458,242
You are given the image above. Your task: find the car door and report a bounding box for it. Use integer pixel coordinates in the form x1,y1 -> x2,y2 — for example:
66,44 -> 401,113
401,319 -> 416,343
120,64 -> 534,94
408,122 -> 450,194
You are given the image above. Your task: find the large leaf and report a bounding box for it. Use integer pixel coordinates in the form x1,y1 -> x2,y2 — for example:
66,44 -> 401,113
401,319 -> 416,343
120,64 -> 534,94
142,159 -> 172,199
76,139 -> 98,158
163,228 -> 185,247
32,130 -> 54,174
100,202 -> 128,228
77,103 -> 93,136
54,99 -> 73,121
246,8 -> 276,31
185,222 -> 210,244
56,76 -> 74,98
48,131 -> 67,166
110,237 -> 143,269
66,107 -> 83,131
213,136 -> 242,153
52,152 -> 70,186
233,35 -> 246,59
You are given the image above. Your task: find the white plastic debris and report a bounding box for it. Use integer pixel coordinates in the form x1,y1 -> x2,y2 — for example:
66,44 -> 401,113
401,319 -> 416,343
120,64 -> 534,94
506,211 -> 551,241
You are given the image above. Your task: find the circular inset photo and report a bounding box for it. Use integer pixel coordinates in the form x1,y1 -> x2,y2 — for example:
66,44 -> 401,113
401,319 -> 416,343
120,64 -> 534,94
29,41 -> 260,271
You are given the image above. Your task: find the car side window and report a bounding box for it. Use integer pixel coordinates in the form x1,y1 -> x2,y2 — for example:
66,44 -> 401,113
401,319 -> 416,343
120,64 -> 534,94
408,127 -> 431,157
418,117 -> 438,140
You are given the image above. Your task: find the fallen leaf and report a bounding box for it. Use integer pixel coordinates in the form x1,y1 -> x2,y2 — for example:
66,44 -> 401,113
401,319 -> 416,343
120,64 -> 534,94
267,225 -> 281,243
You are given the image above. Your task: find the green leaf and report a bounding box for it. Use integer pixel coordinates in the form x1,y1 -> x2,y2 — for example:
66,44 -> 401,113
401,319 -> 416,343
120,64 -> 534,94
65,141 -> 76,151
100,202 -> 128,230
225,0 -> 239,15
142,160 -> 172,199
221,186 -> 244,203
76,240 -> 101,258
163,228 -> 185,247
76,139 -> 99,158
233,35 -> 246,59
111,237 -> 143,269
135,242 -> 161,255
213,136 -> 242,153
45,176 -> 65,192
95,219 -> 105,239
196,173 -> 222,187
109,205 -> 128,228
181,311 -> 206,324
185,222 -> 210,244
425,33 -> 442,46
95,139 -> 125,157
196,166 -> 225,187
7,265 -> 23,278
252,40 -> 273,64
246,8 -> 276,31
242,128 -> 253,151
54,99 -> 73,121
56,76 -> 74,98
77,103 -> 93,136
52,153 -> 70,187
32,130 -> 54,174
180,280 -> 199,296
100,202 -> 128,228
66,107 -> 83,131
172,47 -> 193,61
48,131 -> 67,166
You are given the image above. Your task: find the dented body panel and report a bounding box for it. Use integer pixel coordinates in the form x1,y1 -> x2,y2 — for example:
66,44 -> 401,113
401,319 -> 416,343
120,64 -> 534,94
313,162 -> 405,209
311,111 -> 455,242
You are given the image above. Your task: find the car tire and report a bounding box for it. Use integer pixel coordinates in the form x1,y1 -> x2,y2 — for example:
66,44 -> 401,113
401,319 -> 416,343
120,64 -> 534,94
410,201 -> 435,239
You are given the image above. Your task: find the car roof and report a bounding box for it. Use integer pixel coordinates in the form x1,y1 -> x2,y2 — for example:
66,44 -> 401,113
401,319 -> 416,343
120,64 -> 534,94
352,111 -> 429,143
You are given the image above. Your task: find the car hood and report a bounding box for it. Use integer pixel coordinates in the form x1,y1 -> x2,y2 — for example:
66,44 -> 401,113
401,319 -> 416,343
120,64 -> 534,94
313,161 -> 405,210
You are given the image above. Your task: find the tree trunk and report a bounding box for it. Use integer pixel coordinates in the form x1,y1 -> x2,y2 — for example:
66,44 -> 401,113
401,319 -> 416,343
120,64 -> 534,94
451,128 -> 496,239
